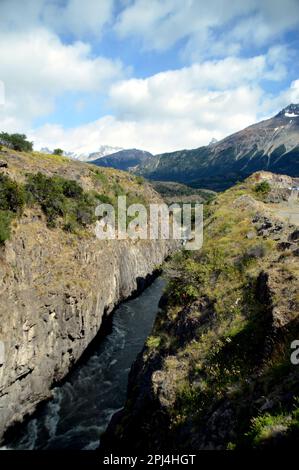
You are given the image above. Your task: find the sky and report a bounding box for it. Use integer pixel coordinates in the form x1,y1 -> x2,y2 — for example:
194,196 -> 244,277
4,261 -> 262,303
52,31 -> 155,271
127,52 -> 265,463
0,0 -> 299,155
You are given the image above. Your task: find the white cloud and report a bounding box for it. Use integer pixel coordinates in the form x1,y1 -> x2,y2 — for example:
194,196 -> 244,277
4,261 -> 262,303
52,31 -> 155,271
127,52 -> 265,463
30,115 -> 225,155
30,48 -> 298,155
0,0 -> 297,155
115,0 -> 299,60
42,0 -> 115,38
0,28 -> 125,132
109,53 -> 284,122
28,54 -> 269,154
260,79 -> 299,117
0,0 -> 115,38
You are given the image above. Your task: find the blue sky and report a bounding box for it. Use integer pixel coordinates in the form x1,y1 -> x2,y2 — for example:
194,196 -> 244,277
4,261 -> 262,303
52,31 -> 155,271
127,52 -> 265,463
0,0 -> 299,154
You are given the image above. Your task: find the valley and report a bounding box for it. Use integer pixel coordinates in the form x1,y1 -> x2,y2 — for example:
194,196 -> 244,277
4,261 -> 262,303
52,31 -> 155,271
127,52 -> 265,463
101,171 -> 299,451
132,104 -> 299,191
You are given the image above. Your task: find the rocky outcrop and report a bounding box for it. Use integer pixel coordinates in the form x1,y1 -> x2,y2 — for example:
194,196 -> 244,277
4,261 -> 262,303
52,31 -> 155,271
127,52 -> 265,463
0,213 -> 174,442
0,149 -> 178,443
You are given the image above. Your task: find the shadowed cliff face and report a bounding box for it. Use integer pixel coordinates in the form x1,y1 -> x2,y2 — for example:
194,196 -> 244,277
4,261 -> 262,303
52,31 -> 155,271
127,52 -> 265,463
2,277 -> 166,450
101,172 -> 299,452
0,149 -> 177,442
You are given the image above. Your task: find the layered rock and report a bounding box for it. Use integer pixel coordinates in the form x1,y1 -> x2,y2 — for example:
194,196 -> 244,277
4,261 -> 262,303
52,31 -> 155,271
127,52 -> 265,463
0,149 -> 176,442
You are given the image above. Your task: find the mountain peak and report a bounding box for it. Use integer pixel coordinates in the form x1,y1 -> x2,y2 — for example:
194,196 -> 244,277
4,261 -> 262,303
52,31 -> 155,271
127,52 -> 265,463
276,103 -> 299,118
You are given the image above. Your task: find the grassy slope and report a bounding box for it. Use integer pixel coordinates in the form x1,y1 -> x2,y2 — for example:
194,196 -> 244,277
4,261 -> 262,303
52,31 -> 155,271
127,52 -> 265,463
105,173 -> 299,450
149,180 -> 216,204
0,147 -> 161,243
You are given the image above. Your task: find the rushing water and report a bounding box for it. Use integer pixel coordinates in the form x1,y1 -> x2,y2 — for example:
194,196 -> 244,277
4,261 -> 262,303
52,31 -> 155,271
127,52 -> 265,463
4,277 -> 165,450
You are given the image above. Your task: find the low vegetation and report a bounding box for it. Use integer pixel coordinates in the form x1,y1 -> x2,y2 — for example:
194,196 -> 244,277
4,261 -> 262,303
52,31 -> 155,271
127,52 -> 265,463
128,176 -> 299,450
25,172 -> 100,229
254,180 -> 271,195
53,148 -> 64,156
0,170 -> 123,243
0,174 -> 26,243
0,144 -> 153,244
0,132 -> 33,152
151,180 -> 216,204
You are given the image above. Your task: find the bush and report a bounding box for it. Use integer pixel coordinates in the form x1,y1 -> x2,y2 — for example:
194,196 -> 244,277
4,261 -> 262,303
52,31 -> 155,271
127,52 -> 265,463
0,210 -> 13,244
53,148 -> 63,156
0,132 -> 33,152
246,413 -> 291,447
75,193 -> 96,226
25,173 -> 65,225
0,174 -> 25,213
254,181 -> 271,195
25,172 -> 98,228
61,179 -> 83,199
0,171 -> 110,239
63,220 -> 77,233
93,193 -> 113,205
146,336 -> 161,349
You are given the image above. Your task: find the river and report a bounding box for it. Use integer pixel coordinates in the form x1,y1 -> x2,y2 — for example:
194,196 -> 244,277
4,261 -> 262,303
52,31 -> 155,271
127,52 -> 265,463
3,277 -> 165,450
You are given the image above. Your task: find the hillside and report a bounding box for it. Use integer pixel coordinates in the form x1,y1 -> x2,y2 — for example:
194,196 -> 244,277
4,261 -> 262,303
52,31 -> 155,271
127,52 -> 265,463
102,171 -> 299,451
0,147 -> 175,442
91,149 -> 152,172
134,104 -> 299,191
150,181 -> 216,204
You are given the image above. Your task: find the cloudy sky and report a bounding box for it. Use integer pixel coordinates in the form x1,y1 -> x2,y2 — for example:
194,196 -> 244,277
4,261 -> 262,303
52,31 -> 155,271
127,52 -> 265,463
0,0 -> 299,154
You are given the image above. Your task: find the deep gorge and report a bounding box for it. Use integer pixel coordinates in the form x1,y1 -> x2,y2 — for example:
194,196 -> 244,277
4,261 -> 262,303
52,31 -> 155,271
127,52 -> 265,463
2,277 -> 165,449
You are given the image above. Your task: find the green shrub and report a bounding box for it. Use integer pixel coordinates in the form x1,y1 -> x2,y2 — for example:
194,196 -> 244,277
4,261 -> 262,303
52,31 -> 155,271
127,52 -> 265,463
25,173 -> 66,225
61,179 -> 83,199
0,132 -> 33,152
146,336 -> 161,349
0,174 -> 25,213
0,210 -> 13,244
63,220 -> 77,233
53,148 -> 63,156
246,413 -> 291,446
254,181 -> 271,195
25,172 -> 99,228
95,193 -> 113,205
76,203 -> 94,226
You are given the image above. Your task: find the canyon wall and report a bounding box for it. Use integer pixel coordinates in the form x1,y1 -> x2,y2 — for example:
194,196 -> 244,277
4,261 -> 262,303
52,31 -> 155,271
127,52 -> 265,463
0,214 -> 174,441
0,148 -> 178,442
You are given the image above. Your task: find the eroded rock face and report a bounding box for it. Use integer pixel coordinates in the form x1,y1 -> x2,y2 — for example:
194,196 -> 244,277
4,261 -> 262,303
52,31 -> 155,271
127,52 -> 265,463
0,213 -> 175,442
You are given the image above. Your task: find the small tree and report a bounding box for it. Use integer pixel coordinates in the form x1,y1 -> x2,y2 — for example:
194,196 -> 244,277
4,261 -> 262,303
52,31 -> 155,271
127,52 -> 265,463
0,132 -> 33,152
254,181 -> 271,195
53,148 -> 64,156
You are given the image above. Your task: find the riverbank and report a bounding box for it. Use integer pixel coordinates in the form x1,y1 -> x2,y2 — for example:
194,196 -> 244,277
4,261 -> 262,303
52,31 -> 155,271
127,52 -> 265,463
2,277 -> 166,449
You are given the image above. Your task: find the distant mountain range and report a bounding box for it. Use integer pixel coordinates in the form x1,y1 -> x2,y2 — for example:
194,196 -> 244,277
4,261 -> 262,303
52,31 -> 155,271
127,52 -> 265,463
40,104 -> 299,191
133,104 -> 299,190
90,148 -> 153,171
40,145 -> 123,162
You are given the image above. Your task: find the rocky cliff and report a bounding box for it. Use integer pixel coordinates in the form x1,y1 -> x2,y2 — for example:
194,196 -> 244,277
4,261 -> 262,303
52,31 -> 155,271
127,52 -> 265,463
0,148 -> 175,442
102,171 -> 299,451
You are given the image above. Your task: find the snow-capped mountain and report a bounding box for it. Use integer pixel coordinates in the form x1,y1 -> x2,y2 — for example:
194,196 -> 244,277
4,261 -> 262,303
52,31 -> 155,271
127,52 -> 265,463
276,103 -> 299,119
39,145 -> 123,162
134,103 -> 299,191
